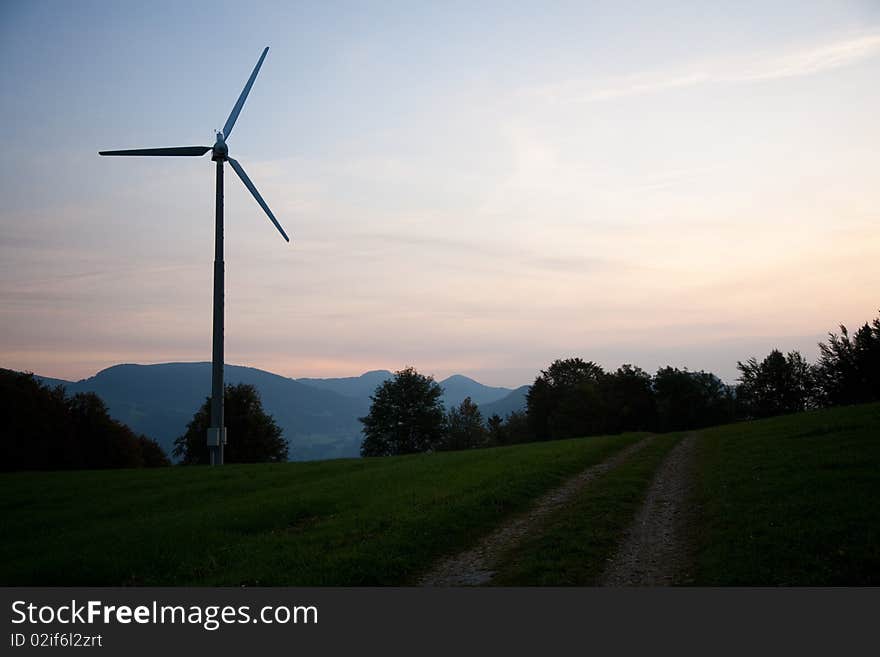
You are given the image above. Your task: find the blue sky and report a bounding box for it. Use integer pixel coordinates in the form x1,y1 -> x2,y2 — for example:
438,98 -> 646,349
2,1 -> 879,385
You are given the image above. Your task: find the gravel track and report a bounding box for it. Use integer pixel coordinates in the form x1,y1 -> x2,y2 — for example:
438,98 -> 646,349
418,436 -> 654,586
600,432 -> 698,586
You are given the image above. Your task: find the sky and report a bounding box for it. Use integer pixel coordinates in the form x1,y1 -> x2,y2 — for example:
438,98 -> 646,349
1,0 -> 879,387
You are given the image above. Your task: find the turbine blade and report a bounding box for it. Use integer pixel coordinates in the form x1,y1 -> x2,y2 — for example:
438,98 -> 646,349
228,158 -> 290,242
222,47 -> 269,140
98,146 -> 211,156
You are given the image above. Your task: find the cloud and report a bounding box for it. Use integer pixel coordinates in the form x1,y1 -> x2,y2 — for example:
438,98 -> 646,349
733,33 -> 880,82
525,32 -> 880,104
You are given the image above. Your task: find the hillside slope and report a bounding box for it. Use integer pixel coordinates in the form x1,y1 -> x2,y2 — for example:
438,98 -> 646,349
479,385 -> 529,418
2,402 -> 877,586
437,374 -> 512,408
0,432 -> 640,585
691,402 -> 880,584
296,370 -> 393,399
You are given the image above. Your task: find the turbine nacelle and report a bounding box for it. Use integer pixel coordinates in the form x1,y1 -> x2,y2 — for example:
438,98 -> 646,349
212,132 -> 228,161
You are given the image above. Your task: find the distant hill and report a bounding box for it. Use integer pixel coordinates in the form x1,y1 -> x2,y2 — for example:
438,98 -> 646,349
437,374 -> 512,408
298,371 -> 513,409
32,374 -> 73,389
479,385 -> 530,418
35,363 -> 368,461
29,363 -> 525,461
297,370 -> 392,400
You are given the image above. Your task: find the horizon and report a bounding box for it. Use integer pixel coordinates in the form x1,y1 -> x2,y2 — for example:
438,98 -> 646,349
3,319 -> 863,387
2,1 -> 879,389
10,321 -> 852,390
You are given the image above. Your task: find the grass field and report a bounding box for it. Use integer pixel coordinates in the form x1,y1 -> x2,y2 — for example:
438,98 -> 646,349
2,403 -> 878,586
0,432 -> 641,585
691,402 -> 880,585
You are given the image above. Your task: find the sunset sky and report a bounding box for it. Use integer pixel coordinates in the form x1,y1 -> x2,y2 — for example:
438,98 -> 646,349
2,1 -> 879,387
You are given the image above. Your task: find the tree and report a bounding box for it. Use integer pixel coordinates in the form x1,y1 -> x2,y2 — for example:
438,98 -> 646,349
526,358 -> 606,440
487,414 -> 504,446
173,383 -> 287,464
500,410 -> 533,445
654,367 -> 733,432
359,367 -> 446,457
441,397 -> 487,451
736,349 -> 816,418
487,411 -> 533,446
548,377 -> 608,439
605,364 -> 657,432
815,313 -> 880,406
138,435 -> 172,467
525,376 -> 554,441
0,369 -> 169,471
67,392 -> 145,468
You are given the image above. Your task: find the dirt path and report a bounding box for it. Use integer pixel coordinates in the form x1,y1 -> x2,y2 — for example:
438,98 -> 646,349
600,432 -> 698,586
418,436 -> 654,586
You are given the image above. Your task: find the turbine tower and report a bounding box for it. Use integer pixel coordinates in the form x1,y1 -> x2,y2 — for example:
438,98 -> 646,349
99,47 -> 289,466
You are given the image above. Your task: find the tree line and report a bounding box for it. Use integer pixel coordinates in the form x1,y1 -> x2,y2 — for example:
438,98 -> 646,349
0,371 -> 287,470
737,313 -> 880,417
0,368 -> 169,471
359,362 -> 734,455
360,311 -> 880,456
359,367 -> 492,456
3,311 -> 877,468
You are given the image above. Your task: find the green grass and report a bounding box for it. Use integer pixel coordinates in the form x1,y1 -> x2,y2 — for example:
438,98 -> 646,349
4,403 -> 878,586
692,402 -> 880,585
0,432 -> 642,586
491,433 -> 682,585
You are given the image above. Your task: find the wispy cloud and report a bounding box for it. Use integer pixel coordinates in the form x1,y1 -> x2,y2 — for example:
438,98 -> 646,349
526,33 -> 880,104
733,33 -> 880,82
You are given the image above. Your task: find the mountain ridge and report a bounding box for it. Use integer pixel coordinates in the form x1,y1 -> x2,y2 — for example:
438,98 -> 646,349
26,362 -> 529,461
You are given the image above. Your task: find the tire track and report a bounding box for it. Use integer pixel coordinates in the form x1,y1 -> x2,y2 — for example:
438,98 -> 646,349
419,435 -> 655,586
600,432 -> 698,586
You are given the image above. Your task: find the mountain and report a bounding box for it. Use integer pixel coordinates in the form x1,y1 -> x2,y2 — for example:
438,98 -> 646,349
479,385 -> 530,418
31,375 -> 72,389
437,374 -> 511,408
29,363 -> 527,462
296,370 -> 392,399
298,371 -> 513,409
35,363 -> 368,461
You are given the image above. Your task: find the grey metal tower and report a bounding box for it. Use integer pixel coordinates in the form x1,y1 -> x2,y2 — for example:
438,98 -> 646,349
99,47 -> 290,466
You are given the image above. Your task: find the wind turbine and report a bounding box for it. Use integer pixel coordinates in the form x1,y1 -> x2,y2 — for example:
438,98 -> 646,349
99,46 -> 289,466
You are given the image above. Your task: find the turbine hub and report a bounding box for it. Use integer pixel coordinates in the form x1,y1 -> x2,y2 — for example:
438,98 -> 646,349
211,132 -> 228,161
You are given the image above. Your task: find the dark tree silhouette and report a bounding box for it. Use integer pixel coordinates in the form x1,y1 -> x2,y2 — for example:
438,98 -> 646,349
487,413 -> 504,445
0,369 -> 169,471
500,410 -> 534,445
606,364 -> 657,432
441,397 -> 487,451
548,376 -> 608,439
654,367 -> 733,432
526,358 -> 606,440
526,376 -> 554,441
67,392 -> 145,468
359,367 -> 446,457
815,313 -> 880,406
137,435 -> 171,467
173,383 -> 287,464
737,349 -> 816,418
